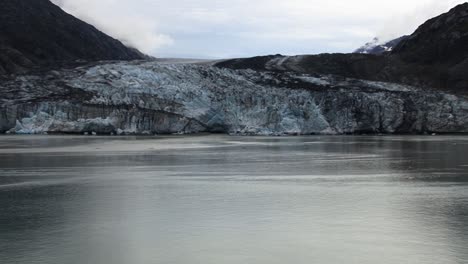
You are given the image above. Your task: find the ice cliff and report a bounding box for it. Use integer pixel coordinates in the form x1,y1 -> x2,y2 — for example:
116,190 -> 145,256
1,61 -> 468,135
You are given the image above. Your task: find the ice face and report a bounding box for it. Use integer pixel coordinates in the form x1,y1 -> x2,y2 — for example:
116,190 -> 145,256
2,61 -> 468,135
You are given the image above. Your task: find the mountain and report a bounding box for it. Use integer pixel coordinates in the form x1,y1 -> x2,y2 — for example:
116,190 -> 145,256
217,3 -> 468,95
0,0 -> 145,75
392,3 -> 468,64
1,3 -> 468,135
354,36 -> 408,54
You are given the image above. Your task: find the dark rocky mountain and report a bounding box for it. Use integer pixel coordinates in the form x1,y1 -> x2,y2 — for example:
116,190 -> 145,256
392,3 -> 468,64
354,36 -> 408,54
0,0 -> 145,75
217,3 -> 468,94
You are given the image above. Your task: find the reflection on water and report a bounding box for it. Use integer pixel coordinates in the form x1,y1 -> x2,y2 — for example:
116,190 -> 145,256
0,135 -> 467,264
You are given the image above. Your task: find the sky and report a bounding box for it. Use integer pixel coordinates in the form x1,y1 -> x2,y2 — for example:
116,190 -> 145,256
51,0 -> 467,59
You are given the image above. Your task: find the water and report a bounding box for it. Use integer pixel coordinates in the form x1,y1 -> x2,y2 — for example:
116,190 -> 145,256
0,135 -> 467,264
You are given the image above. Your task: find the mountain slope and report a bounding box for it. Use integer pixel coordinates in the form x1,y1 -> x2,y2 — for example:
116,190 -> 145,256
392,3 -> 468,64
0,0 -> 145,75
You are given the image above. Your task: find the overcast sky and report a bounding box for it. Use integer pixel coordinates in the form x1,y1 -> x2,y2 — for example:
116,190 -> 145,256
52,0 -> 466,58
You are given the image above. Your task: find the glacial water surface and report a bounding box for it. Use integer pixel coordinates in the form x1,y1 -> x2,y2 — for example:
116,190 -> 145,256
0,135 -> 467,264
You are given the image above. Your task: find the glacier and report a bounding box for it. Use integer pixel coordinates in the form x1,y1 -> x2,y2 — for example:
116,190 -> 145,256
1,61 -> 468,135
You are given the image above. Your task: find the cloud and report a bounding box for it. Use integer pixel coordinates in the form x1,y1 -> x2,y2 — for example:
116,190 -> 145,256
50,0 -> 467,58
51,0 -> 173,54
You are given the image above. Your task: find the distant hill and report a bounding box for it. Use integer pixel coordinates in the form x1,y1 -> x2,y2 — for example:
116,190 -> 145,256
354,36 -> 408,55
0,0 -> 145,74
